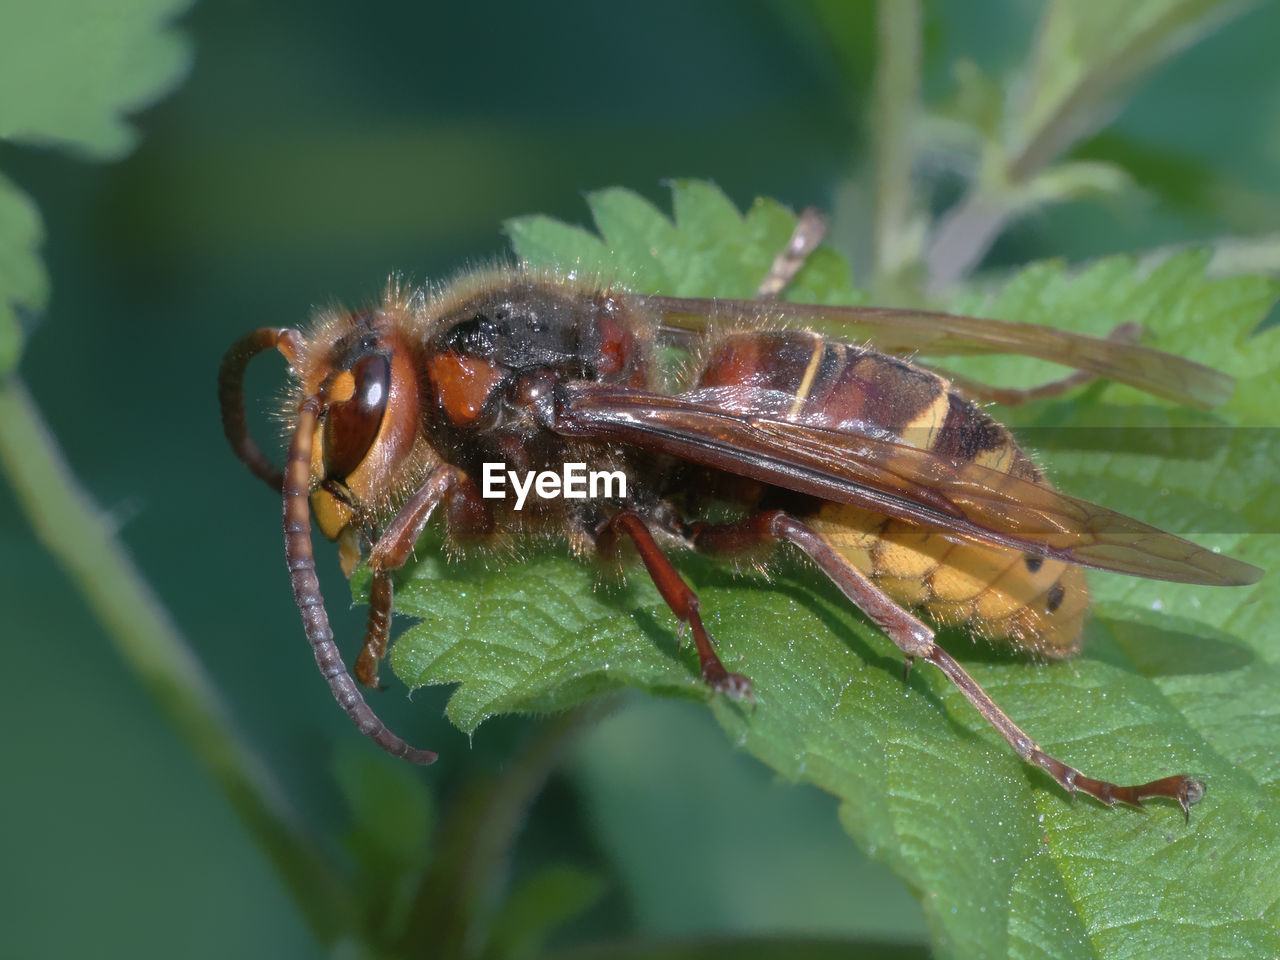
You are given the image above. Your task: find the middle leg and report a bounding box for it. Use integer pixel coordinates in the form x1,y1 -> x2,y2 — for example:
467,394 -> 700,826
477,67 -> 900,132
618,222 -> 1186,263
598,510 -> 752,700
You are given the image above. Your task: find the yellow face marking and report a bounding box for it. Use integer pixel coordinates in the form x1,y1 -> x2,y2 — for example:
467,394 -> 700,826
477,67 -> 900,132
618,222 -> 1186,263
310,487 -> 354,541
329,369 -> 357,404
788,336 -> 827,417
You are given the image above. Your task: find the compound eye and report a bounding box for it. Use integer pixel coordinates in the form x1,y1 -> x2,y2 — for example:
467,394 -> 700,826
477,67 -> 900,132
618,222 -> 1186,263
323,354 -> 390,480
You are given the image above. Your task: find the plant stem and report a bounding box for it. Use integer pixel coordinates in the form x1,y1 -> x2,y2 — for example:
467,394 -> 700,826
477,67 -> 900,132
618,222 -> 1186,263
0,375 -> 353,946
923,188 -> 1011,293
871,0 -> 921,286
1205,233 -> 1280,277
923,2 -> 1256,293
399,701 -> 617,957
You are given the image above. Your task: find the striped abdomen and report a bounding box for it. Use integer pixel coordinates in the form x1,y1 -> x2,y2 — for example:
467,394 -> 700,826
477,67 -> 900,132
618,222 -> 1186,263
695,330 -> 1088,657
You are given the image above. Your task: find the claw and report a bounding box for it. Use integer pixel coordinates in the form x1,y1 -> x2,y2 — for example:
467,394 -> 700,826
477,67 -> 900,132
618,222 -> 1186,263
719,671 -> 755,704
703,662 -> 755,704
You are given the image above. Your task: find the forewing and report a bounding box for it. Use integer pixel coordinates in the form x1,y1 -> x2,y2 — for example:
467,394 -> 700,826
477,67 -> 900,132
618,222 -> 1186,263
647,295 -> 1233,410
554,385 -> 1262,587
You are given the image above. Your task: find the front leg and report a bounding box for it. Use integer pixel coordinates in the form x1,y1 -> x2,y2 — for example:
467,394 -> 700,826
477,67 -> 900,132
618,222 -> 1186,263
354,466 -> 491,687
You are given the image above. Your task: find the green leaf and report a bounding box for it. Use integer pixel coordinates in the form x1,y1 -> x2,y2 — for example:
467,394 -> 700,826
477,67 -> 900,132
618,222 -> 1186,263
1074,132 -> 1280,234
936,59 -> 1005,141
485,863 -> 606,960
0,173 -> 46,373
508,182 -> 855,303
333,745 -> 434,875
380,549 -> 704,733
386,183 -> 1280,958
332,744 -> 434,941
1006,0 -> 1256,177
1020,159 -> 1135,205
0,0 -> 193,160
799,0 -> 878,104
0,0 -> 193,368
544,938 -> 928,960
504,215 -> 614,279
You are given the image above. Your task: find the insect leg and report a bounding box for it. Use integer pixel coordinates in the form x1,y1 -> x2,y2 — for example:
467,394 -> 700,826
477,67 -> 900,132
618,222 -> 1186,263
283,396 -> 437,764
356,467 -> 487,688
756,206 -> 827,299
937,322 -> 1143,406
691,510 -> 1205,817
602,511 -> 752,699
218,326 -> 305,490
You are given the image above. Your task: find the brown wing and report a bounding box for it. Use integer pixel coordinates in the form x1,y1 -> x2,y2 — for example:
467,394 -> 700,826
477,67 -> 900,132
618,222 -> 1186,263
553,385 -> 1262,587
646,295 -> 1233,410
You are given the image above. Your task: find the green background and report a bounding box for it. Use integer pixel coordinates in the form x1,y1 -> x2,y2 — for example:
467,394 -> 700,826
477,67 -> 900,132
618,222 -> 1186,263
2,2 -> 1278,957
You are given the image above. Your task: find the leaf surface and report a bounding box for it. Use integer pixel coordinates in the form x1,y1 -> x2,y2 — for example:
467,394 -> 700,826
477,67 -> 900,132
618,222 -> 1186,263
0,0 -> 192,159
0,174 -> 45,373
0,0 -> 193,367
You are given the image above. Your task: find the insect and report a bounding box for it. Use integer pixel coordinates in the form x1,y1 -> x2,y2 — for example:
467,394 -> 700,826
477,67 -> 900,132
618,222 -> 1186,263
219,218 -> 1261,817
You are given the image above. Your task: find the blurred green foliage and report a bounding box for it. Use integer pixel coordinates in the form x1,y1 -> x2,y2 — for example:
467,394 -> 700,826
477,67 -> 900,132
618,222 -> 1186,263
2,2 -> 1279,959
